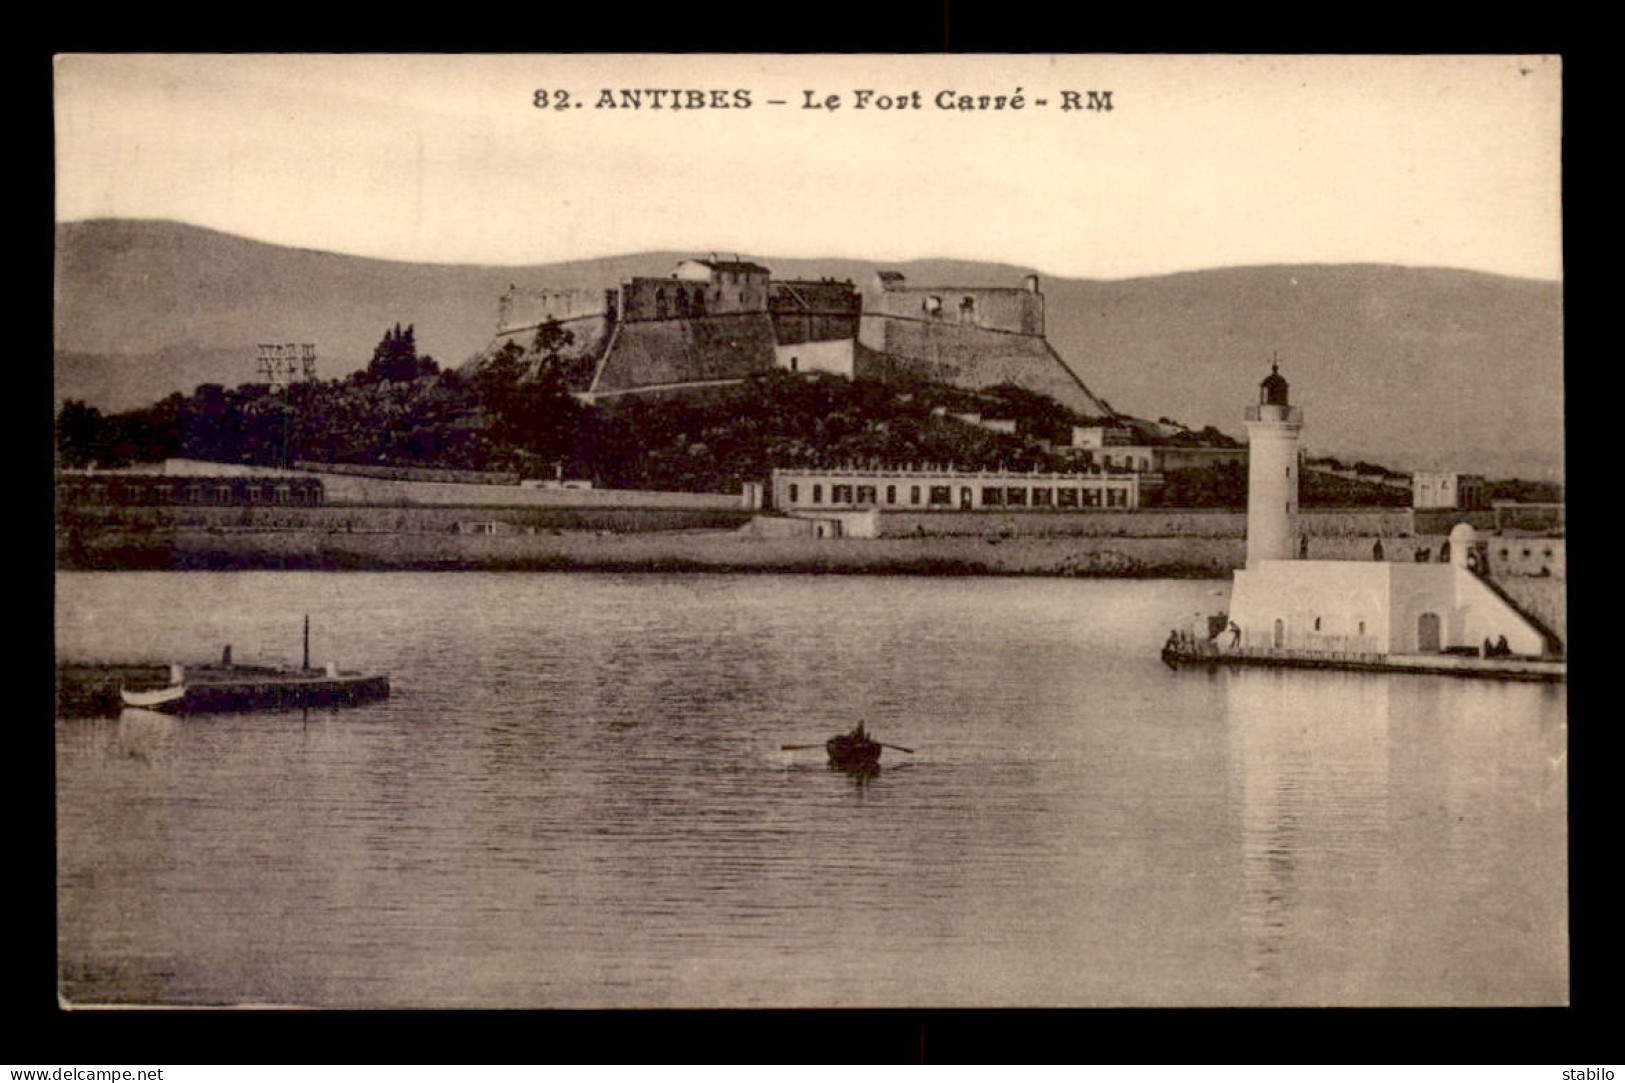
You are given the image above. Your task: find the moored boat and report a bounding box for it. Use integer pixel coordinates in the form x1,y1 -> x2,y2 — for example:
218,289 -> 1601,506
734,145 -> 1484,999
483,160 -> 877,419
120,662 -> 391,713
117,618 -> 391,713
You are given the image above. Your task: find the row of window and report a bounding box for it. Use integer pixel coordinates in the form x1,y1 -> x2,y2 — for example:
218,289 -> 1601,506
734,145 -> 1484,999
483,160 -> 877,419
64,481 -> 323,506
651,284 -> 757,318
1498,546 -> 1556,560
784,482 -> 1132,508
921,295 -> 978,321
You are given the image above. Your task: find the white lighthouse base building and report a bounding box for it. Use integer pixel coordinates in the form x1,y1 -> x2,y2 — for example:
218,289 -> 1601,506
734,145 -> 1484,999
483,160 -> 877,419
1229,550 -> 1549,658
1179,365 -> 1563,678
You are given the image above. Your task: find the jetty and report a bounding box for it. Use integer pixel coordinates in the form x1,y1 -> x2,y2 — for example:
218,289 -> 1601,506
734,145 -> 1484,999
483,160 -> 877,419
1162,642 -> 1565,682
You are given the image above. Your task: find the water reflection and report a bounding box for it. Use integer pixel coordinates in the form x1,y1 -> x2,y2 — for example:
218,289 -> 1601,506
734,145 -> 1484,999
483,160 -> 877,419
1224,669 -> 1566,1006
115,709 -> 176,762
57,572 -> 1567,1007
1228,671 -> 1392,1004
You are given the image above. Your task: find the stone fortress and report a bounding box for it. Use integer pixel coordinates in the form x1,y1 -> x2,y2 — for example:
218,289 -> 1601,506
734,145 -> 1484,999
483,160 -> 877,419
486,256 -> 1113,417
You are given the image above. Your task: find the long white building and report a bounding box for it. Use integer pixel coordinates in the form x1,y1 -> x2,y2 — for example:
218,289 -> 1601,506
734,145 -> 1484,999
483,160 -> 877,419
770,465 -> 1140,513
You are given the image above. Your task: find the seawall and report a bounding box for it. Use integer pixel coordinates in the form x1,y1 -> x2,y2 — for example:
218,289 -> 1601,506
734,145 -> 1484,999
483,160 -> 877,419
58,505 -> 1560,580
59,528 -> 1249,577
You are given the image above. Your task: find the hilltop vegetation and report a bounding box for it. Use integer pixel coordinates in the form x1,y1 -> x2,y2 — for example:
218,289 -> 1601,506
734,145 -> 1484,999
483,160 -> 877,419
56,319 -> 1548,508
54,322 -> 1120,492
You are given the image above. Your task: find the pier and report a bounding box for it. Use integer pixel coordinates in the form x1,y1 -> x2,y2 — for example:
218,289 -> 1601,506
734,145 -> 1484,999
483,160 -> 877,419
1162,643 -> 1565,682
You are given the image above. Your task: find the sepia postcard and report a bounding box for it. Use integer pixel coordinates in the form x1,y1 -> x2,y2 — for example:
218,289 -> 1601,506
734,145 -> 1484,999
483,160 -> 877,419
52,54 -> 1566,1013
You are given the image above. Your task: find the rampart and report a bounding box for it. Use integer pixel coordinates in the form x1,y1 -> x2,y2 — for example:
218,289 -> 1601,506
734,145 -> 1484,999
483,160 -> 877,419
856,317 -> 1108,418
589,312 -> 779,393
498,287 -> 615,335
862,281 -> 1043,335
481,261 -> 1118,411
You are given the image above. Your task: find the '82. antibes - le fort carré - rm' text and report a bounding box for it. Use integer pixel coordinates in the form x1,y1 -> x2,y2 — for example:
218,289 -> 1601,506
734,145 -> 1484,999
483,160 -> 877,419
532,88 -> 1115,112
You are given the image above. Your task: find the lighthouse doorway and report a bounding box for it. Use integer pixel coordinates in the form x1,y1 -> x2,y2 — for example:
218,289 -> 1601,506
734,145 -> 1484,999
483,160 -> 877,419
1417,612 -> 1442,653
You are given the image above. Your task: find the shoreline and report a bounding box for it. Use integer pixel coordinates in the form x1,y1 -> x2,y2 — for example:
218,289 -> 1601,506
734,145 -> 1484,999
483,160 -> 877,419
56,528 -> 1246,578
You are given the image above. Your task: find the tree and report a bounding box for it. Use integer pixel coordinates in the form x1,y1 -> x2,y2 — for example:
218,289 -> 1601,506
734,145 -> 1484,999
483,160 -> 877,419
55,400 -> 107,468
368,323 -> 438,382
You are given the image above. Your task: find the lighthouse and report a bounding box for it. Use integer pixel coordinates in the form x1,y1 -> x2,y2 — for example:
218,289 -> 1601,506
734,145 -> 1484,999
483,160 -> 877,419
1244,360 -> 1303,566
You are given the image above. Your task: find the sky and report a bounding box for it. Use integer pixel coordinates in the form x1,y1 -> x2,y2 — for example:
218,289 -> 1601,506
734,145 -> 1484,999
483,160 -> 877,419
54,53 -> 1563,281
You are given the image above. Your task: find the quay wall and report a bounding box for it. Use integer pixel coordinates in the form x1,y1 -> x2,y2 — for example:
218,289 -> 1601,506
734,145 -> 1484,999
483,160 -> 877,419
58,524 -> 1569,648
882,508 -> 1429,539
60,528 -> 1250,577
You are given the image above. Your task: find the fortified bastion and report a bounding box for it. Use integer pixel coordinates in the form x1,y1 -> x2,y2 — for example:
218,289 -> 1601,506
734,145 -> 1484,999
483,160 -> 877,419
478,257 -> 1113,418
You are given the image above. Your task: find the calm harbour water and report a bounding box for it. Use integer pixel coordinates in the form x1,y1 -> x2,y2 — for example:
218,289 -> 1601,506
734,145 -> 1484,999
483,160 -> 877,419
55,571 -> 1568,1008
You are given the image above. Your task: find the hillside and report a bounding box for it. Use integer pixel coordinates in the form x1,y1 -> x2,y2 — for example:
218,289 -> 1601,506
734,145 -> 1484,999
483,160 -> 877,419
54,219 -> 1565,479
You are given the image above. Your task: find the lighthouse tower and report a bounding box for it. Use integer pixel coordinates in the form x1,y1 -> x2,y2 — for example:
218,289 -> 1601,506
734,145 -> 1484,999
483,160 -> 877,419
1244,360 -> 1303,567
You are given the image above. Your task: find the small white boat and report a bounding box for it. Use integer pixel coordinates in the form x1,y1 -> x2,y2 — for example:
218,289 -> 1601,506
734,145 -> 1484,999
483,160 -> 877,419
119,683 -> 188,709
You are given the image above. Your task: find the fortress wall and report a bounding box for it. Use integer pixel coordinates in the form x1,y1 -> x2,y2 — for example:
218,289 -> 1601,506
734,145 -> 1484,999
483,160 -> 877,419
590,313 -> 779,392
865,287 -> 1042,334
857,315 -> 1102,417
497,288 -> 613,334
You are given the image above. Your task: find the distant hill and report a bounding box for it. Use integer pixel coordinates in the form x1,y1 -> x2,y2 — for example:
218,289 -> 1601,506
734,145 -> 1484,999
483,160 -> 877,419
54,219 -> 1564,479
